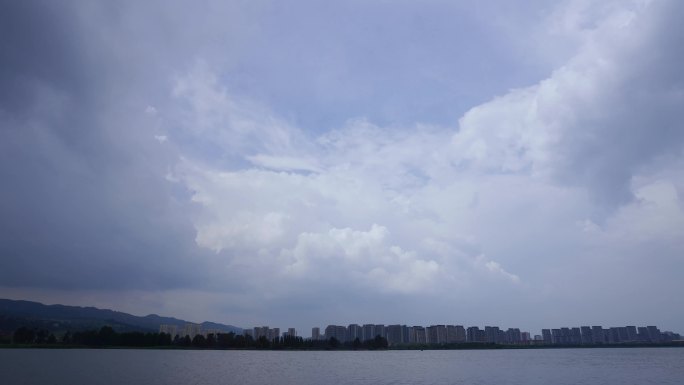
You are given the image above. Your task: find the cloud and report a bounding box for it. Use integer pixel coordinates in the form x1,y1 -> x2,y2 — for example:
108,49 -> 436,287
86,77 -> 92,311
169,71 -> 538,299
1,0 -> 683,333
454,0 -> 684,206
164,0 -> 684,329
479,257 -> 521,285
0,0 -> 210,290
245,154 -> 322,173
281,224 -> 441,294
145,105 -> 158,116
171,62 -> 310,158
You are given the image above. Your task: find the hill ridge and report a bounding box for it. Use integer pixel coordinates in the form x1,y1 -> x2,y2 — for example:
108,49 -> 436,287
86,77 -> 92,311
0,298 -> 243,334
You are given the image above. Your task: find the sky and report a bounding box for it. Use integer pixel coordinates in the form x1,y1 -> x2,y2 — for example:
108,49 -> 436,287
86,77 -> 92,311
1,0 -> 683,337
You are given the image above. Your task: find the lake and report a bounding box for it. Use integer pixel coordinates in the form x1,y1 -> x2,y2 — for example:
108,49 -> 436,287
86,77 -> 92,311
1,347 -> 683,384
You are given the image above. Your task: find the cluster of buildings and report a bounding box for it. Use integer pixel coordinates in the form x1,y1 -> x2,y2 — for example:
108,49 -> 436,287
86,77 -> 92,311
160,322 -> 681,346
159,323 -> 298,341
159,323 -> 222,339
315,324 -> 525,345
540,325 -> 681,345
246,326 -> 298,340
312,323 -> 681,346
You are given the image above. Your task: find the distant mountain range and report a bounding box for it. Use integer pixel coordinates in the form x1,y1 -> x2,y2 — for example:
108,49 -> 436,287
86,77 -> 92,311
0,298 -> 242,335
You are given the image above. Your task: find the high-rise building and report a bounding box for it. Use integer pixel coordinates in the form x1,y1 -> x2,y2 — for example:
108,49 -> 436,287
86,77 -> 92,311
407,326 -> 417,343
386,325 -> 403,345
401,325 -> 410,344
374,324 -> 386,339
336,326 -> 348,342
446,325 -> 466,343
456,325 -> 467,342
505,328 -> 521,344
425,325 -> 440,344
446,325 -> 458,344
570,328 -> 582,344
647,326 -> 662,343
413,326 -> 426,344
324,325 -> 347,342
626,326 -> 638,341
521,332 -> 531,344
348,324 -> 362,342
617,327 -> 629,342
253,326 -> 280,341
436,325 -> 447,344
607,327 -> 620,343
182,323 -> 202,339
662,331 -> 682,341
637,327 -> 649,341
580,326 -> 592,344
159,324 -> 178,338
324,325 -> 338,340
311,327 -> 320,340
425,325 -> 447,344
467,327 -> 484,343
287,328 -> 296,338
559,328 -> 572,344
591,326 -> 604,344
542,329 -> 552,344
485,326 -> 501,344
254,326 -> 268,339
362,324 -> 374,341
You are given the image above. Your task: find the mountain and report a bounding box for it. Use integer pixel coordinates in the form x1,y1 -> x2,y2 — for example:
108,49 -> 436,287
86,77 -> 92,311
0,298 -> 242,334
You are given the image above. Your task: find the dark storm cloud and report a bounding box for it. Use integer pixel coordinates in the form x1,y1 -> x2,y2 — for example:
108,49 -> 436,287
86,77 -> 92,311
0,1 -> 206,289
0,2 -> 86,115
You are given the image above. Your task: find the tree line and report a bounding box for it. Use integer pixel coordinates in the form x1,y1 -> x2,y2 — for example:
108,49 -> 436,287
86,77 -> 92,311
6,326 -> 388,350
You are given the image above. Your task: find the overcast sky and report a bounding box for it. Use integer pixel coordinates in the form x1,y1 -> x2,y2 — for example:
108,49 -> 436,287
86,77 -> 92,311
1,0 -> 683,336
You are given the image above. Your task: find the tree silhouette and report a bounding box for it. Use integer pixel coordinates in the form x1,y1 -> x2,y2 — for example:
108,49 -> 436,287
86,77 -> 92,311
61,331 -> 72,344
192,334 -> 207,347
255,336 -> 270,349
99,326 -> 117,346
13,327 -> 35,344
352,337 -> 361,350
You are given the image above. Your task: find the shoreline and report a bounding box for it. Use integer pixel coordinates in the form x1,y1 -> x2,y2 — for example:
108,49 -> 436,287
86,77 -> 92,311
2,342 -> 683,351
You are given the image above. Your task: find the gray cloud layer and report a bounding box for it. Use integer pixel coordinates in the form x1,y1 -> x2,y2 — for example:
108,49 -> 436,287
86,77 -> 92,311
1,0 -> 682,333
0,1 -> 204,289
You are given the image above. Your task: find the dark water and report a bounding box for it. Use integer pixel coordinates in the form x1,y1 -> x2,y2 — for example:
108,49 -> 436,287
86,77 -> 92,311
1,348 -> 683,385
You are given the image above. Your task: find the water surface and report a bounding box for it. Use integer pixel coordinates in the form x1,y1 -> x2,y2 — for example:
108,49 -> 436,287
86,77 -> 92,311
1,347 -> 682,384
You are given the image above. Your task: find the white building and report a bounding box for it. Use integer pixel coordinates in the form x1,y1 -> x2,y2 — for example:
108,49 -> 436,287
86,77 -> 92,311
159,324 -> 178,337
182,323 -> 202,339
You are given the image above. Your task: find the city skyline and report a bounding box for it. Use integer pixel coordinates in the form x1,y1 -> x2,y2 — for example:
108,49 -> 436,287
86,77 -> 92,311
1,1 -> 683,335
163,322 -> 681,346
